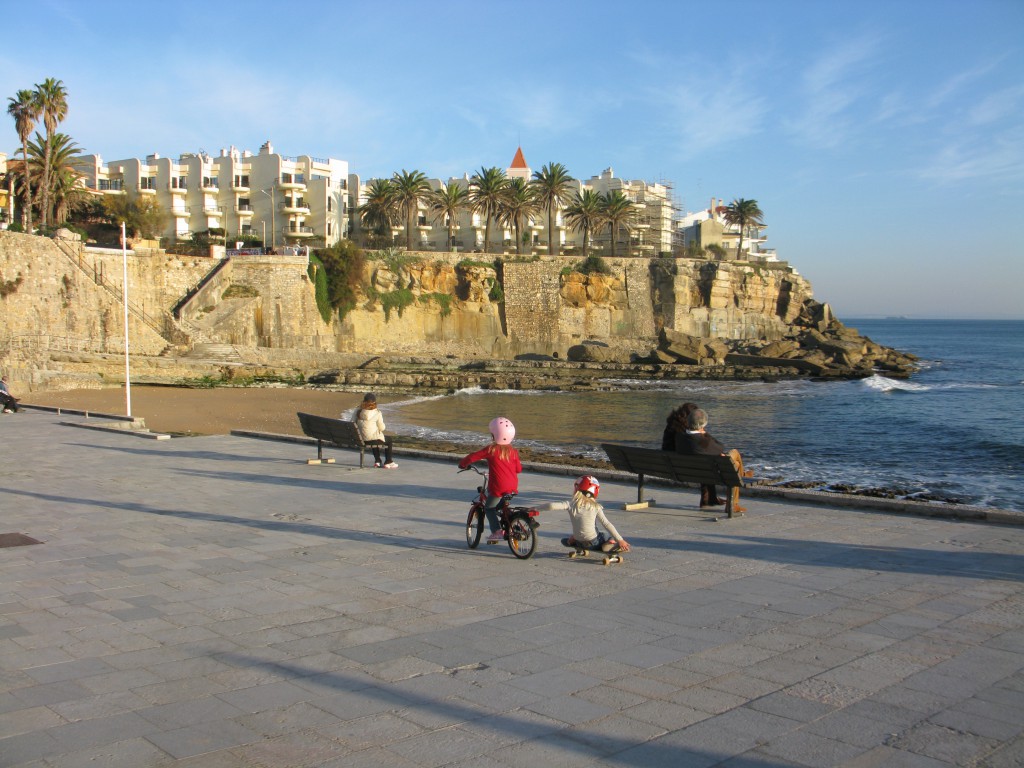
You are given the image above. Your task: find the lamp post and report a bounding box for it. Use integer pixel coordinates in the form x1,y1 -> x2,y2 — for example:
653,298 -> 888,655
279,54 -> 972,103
120,221 -> 132,418
260,187 -> 276,250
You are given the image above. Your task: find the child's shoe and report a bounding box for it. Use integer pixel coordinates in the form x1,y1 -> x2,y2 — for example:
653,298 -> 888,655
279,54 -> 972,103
486,531 -> 504,543
383,462 -> 398,469
373,462 -> 381,468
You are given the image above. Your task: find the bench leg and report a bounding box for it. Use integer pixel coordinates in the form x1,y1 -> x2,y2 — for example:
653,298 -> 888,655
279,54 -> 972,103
624,473 -> 653,511
306,438 -> 336,465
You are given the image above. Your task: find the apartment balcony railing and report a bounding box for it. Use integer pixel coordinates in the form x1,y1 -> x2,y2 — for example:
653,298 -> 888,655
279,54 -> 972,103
288,225 -> 315,237
236,204 -> 254,216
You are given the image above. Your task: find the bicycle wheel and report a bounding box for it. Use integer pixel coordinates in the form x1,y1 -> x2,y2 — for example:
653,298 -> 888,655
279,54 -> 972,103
506,514 -> 537,560
466,504 -> 484,549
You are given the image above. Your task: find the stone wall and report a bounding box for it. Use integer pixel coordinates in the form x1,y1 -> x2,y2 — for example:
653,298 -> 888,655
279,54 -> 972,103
0,232 -> 172,390
2,233 -> 821,389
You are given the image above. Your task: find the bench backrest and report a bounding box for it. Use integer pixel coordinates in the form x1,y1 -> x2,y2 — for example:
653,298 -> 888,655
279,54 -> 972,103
601,444 -> 741,487
297,412 -> 364,447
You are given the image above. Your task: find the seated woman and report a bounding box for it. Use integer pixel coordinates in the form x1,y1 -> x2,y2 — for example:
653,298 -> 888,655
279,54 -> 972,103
674,408 -> 748,513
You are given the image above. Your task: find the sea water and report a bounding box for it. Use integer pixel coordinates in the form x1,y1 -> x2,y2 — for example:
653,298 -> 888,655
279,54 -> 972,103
385,320 -> 1024,512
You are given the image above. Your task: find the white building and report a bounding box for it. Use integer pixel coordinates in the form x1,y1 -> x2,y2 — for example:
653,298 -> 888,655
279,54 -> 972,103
676,198 -> 775,261
354,148 -> 678,255
75,142 -> 353,248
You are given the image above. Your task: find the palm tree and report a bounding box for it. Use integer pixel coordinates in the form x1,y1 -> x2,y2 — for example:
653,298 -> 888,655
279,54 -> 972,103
469,166 -> 507,253
34,78 -> 69,228
498,177 -> 541,255
600,190 -> 638,257
722,198 -> 764,258
390,169 -> 431,250
530,162 -> 574,256
6,89 -> 40,230
27,132 -> 84,226
563,189 -> 604,259
358,178 -> 397,246
427,181 -> 470,250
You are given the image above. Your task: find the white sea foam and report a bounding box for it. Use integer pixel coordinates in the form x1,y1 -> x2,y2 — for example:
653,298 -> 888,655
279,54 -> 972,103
861,374 -> 930,393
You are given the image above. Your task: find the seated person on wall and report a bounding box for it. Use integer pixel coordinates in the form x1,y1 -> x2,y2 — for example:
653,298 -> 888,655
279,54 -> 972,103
674,408 -> 749,513
351,392 -> 397,468
0,376 -> 19,413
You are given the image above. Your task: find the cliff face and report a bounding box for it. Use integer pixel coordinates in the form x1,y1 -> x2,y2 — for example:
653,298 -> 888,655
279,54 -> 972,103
5,232 -> 903,392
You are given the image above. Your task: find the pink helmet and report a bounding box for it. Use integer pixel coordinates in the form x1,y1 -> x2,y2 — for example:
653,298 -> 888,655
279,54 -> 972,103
574,475 -> 600,498
489,417 -> 515,445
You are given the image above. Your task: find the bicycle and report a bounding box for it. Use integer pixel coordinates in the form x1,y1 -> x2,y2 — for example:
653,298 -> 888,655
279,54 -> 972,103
459,464 -> 540,559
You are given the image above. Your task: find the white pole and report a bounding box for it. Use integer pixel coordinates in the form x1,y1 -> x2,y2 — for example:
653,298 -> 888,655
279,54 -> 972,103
121,221 -> 132,417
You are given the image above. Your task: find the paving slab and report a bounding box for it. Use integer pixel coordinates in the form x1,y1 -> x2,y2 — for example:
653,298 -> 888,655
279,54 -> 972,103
0,410 -> 1022,767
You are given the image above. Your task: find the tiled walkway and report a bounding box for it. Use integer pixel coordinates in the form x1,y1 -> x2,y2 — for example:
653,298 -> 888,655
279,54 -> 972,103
1,411 -> 1021,767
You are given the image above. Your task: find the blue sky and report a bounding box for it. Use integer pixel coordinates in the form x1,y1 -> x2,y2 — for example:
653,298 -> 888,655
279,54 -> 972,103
3,0 -> 1022,319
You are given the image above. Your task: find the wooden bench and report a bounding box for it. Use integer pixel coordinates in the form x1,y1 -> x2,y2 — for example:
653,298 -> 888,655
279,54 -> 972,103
297,412 -> 368,467
601,443 -> 746,518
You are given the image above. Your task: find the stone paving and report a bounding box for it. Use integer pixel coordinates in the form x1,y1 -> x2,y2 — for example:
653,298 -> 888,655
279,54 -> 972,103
0,410 -> 1022,767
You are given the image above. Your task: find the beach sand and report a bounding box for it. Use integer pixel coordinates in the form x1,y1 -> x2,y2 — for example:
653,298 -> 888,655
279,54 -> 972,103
26,386 -> 365,437
24,385 -> 608,468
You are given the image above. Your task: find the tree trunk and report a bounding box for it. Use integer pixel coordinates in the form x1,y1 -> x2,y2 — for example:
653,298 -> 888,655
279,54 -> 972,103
21,140 -> 33,231
41,134 -> 52,228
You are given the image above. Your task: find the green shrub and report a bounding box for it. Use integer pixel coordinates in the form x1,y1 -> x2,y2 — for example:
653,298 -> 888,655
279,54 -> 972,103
380,288 -> 415,321
312,240 -> 366,322
577,255 -> 611,275
488,279 -> 504,303
307,254 -> 333,323
420,292 -> 454,317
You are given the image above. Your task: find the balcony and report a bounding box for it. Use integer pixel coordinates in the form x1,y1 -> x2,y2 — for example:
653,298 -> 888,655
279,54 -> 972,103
200,179 -> 220,193
236,204 -> 254,217
287,225 -> 315,238
138,187 -> 156,195
169,184 -> 186,195
232,181 -> 250,192
202,206 -> 223,218
278,174 -> 306,191
172,208 -> 189,218
282,200 -> 310,215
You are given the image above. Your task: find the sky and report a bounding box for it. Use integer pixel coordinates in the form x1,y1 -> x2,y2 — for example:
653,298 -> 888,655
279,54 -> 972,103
2,0 -> 1022,319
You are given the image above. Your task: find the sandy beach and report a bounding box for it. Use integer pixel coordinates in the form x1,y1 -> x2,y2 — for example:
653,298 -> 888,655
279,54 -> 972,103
25,386 -> 367,438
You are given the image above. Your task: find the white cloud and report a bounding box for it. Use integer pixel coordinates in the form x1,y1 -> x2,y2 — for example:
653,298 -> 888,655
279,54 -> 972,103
784,33 -> 883,149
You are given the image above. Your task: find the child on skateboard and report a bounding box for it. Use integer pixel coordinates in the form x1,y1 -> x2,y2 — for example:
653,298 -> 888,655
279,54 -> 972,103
538,475 -> 631,563
458,417 -> 522,543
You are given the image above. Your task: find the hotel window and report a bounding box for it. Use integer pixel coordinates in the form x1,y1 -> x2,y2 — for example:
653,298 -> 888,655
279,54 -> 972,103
140,177 -> 156,190
328,198 -> 333,212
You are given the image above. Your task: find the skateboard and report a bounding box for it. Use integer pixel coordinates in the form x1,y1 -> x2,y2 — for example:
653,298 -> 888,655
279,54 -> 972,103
565,545 -> 624,565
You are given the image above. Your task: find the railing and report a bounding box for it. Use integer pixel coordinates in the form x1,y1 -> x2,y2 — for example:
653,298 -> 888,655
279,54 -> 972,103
51,236 -> 169,339
288,225 -> 314,234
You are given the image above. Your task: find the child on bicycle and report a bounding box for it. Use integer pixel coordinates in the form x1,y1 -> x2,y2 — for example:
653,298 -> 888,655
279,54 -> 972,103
538,475 -> 631,555
458,417 -> 522,543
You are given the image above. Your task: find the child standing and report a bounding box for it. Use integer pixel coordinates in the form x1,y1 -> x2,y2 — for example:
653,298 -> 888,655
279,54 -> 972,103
538,475 -> 631,555
458,417 -> 522,543
351,393 -> 397,468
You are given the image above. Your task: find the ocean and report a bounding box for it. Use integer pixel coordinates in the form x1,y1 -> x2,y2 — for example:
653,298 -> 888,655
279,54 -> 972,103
383,319 -> 1024,512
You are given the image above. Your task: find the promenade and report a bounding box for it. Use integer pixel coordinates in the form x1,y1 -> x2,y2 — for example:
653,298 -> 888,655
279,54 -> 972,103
1,411 -> 1022,767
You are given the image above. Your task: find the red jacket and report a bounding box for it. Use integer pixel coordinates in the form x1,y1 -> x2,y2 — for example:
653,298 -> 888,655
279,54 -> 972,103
460,445 -> 522,497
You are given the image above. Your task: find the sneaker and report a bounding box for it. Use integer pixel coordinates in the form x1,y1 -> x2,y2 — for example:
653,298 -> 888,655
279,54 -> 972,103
383,462 -> 398,469
486,531 -> 504,543
373,462 -> 381,468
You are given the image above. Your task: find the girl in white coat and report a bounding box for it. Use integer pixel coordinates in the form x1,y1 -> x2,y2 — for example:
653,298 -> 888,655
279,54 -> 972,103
351,393 -> 397,468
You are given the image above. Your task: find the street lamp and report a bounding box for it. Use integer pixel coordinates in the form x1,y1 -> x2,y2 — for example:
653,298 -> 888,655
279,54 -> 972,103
260,187 -> 276,250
